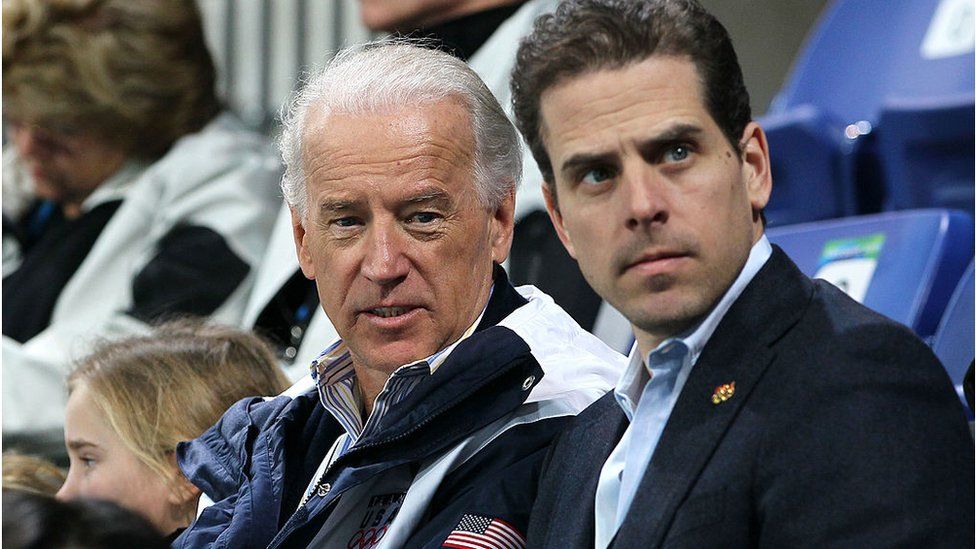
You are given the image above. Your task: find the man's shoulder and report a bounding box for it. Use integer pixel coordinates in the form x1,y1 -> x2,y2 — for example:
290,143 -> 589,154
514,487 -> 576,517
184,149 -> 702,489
493,285 -> 626,408
178,387 -> 323,484
544,392 -> 624,456
741,248 -> 933,369
792,277 -> 935,368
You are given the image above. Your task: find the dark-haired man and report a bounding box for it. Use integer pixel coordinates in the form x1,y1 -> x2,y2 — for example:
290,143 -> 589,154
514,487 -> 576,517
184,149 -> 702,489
509,1 -> 974,547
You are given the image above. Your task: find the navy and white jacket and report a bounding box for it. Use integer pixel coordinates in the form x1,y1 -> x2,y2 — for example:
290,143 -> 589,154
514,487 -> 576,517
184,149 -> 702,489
175,274 -> 625,548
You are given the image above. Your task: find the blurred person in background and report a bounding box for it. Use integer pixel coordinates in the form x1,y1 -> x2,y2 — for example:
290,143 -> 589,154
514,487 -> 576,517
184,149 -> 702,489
2,451 -> 66,496
2,490 -> 169,549
56,321 -> 290,540
2,0 -> 282,438
243,0 -> 615,381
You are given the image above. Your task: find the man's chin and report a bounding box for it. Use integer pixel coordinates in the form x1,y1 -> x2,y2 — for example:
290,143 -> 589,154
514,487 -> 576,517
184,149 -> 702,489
621,293 -> 708,340
353,341 -> 434,373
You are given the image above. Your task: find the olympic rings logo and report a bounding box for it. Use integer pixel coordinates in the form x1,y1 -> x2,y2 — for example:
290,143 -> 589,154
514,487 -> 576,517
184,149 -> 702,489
347,525 -> 389,549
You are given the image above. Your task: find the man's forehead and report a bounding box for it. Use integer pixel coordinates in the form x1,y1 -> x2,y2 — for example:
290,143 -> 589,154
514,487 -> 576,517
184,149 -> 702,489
304,95 -> 473,143
302,99 -> 477,188
539,56 -> 709,151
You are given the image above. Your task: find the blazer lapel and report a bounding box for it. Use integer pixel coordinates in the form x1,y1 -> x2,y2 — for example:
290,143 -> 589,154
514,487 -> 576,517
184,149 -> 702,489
542,394 -> 628,549
613,248 -> 813,548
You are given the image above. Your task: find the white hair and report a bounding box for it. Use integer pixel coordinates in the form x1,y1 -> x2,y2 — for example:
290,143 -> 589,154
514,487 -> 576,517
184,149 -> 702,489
278,40 -> 522,221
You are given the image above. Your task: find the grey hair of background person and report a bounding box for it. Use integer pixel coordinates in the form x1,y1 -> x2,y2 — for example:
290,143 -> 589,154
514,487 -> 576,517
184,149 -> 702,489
277,40 -> 523,222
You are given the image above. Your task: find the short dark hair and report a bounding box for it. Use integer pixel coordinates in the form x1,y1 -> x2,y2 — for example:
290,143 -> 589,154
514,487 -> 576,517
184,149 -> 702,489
511,0 -> 751,190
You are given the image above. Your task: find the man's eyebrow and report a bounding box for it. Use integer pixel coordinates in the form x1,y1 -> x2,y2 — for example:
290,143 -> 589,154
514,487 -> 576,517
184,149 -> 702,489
403,188 -> 451,207
636,123 -> 703,149
559,123 -> 704,175
318,198 -> 360,213
560,151 -> 618,176
66,438 -> 98,451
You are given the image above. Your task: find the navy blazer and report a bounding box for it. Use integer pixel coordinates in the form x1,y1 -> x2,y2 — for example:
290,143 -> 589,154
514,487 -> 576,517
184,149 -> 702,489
527,246 -> 974,548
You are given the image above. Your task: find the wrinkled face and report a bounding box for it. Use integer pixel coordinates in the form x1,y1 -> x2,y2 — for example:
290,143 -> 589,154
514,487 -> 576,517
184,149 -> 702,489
58,383 -> 183,534
6,120 -> 127,210
539,56 -> 770,352
293,98 -> 514,375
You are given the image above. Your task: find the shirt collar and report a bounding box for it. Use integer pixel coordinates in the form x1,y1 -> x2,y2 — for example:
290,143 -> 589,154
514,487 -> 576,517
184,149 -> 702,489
614,235 -> 773,416
310,284 -> 493,438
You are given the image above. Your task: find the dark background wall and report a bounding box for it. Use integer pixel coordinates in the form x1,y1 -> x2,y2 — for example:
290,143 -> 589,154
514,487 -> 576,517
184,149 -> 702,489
699,0 -> 829,115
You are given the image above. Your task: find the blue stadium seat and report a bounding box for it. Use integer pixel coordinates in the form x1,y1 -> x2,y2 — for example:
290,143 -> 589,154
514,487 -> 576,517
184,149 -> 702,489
876,93 -> 975,213
767,209 -> 974,339
760,106 -> 856,226
771,0 -> 974,125
931,261 -> 974,417
762,0 -> 974,218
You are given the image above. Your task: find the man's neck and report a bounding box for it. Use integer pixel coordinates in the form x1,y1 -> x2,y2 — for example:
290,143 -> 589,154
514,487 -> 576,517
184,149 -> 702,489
355,366 -> 390,417
633,321 -> 695,360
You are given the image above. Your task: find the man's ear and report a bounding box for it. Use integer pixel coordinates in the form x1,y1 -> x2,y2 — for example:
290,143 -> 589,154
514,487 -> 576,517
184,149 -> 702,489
543,182 -> 577,259
739,121 -> 772,214
291,207 -> 316,280
489,187 -> 516,264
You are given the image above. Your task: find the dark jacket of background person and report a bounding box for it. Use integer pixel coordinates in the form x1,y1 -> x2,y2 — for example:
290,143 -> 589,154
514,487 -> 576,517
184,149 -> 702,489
527,248 -> 975,548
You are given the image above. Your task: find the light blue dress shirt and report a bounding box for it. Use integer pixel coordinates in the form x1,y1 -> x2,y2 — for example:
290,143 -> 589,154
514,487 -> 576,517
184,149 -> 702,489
593,236 -> 773,548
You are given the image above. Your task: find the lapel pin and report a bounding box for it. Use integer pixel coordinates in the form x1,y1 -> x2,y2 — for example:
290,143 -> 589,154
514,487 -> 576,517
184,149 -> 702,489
711,382 -> 735,405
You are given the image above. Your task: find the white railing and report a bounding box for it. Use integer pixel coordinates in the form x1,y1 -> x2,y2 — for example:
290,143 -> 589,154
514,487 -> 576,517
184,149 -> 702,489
197,0 -> 375,131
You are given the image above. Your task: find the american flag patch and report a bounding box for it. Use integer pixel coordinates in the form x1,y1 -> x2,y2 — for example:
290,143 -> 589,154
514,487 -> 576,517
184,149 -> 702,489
442,514 -> 526,549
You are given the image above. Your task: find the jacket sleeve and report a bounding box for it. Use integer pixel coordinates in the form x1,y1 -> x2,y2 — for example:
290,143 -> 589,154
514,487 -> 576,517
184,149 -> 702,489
755,320 -> 974,547
127,223 -> 251,322
405,417 -> 572,549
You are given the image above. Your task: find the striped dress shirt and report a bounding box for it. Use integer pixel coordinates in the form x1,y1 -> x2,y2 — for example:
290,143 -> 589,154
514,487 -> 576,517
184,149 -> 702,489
299,296 -> 489,508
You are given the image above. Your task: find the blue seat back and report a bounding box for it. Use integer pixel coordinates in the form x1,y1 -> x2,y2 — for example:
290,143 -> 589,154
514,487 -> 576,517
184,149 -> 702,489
931,261 -> 974,416
770,0 -> 975,124
877,93 -> 975,213
759,106 -> 856,226
763,0 -> 974,219
767,210 -> 974,339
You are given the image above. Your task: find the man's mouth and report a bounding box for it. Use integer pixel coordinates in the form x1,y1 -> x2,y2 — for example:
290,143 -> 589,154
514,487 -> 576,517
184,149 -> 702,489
622,250 -> 689,272
367,306 -> 412,318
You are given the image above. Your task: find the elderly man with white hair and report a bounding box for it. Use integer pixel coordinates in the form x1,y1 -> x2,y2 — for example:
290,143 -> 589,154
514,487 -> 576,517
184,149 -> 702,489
173,41 -> 623,549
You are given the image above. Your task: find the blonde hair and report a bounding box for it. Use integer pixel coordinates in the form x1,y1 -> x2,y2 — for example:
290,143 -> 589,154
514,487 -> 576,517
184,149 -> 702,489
2,452 -> 66,496
2,0 -> 220,159
65,321 -> 290,490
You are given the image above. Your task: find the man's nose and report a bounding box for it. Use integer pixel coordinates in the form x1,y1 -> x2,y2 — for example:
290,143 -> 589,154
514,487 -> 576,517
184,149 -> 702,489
622,167 -> 670,230
361,222 -> 410,286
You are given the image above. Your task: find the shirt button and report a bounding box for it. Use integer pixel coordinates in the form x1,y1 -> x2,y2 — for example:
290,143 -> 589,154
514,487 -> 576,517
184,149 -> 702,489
290,325 -> 304,340
284,346 -> 298,359
317,483 -> 331,497
522,375 -> 536,391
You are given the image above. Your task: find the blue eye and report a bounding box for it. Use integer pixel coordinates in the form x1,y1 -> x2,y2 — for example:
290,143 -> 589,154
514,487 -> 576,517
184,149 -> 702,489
664,145 -> 690,163
580,167 -> 614,185
409,212 -> 439,224
333,217 -> 360,228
